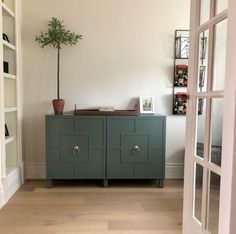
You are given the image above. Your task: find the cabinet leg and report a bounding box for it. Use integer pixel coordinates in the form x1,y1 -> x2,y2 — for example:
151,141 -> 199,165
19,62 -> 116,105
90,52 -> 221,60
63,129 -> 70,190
47,179 -> 53,188
159,179 -> 165,188
154,179 -> 159,185
103,179 -> 108,188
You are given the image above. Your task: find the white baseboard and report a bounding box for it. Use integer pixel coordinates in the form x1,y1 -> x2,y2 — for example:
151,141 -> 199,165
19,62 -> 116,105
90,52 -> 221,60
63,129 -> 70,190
1,167 -> 22,208
165,163 -> 184,179
25,163 -> 184,180
6,167 -> 22,200
25,163 -> 46,179
0,187 -> 3,209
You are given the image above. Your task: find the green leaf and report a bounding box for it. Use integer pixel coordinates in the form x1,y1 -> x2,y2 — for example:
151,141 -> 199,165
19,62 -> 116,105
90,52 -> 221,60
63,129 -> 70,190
35,17 -> 82,49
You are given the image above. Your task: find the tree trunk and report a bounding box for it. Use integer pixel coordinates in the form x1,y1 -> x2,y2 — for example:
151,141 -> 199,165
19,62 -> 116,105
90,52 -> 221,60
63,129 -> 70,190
57,48 -> 60,100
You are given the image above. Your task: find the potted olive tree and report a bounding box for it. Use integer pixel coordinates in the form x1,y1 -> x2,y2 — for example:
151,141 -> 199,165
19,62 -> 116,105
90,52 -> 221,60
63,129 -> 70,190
36,17 -> 82,114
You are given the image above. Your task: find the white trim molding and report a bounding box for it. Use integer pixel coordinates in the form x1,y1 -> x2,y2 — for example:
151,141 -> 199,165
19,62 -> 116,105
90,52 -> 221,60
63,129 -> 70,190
0,184 -> 4,208
166,163 -> 184,179
5,167 -> 22,200
25,163 -> 45,179
25,162 -> 184,179
0,167 -> 22,208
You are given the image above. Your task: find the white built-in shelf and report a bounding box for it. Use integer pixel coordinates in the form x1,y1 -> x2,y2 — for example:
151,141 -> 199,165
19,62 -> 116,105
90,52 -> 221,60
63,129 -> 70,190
3,40 -> 16,50
4,107 -> 17,113
2,3 -> 15,18
4,73 -> 16,80
5,135 -> 16,144
1,0 -> 22,206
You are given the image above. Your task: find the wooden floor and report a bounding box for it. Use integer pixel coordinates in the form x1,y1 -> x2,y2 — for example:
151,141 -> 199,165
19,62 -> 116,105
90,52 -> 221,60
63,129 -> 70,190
0,180 -> 183,234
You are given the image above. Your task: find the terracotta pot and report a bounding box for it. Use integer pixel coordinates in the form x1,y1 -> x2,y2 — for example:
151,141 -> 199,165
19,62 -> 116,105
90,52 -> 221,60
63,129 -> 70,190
52,99 -> 65,115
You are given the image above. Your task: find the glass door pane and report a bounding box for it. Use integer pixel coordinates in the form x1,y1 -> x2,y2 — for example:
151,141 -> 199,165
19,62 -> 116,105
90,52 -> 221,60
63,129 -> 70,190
215,0 -> 228,14
198,30 -> 209,92
207,171 -> 221,234
212,19 -> 228,91
196,98 -> 206,158
200,0 -> 210,25
194,163 -> 204,222
210,98 -> 224,166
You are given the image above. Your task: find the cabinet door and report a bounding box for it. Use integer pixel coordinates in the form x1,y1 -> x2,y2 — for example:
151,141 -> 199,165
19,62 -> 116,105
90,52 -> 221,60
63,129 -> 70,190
73,117 -> 106,178
107,117 -> 165,179
46,116 -> 106,179
46,117 -> 75,179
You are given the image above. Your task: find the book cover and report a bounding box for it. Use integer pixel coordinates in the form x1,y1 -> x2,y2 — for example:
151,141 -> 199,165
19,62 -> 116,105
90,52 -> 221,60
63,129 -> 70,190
173,92 -> 188,115
175,64 -> 188,87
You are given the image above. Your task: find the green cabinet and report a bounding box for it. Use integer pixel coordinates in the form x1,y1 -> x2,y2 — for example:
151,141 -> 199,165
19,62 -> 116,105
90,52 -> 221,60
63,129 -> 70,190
107,116 -> 165,185
46,116 -> 106,185
46,115 -> 166,187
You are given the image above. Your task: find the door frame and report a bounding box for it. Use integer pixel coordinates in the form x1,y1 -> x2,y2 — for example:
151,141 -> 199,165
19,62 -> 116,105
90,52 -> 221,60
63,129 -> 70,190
219,0 -> 236,232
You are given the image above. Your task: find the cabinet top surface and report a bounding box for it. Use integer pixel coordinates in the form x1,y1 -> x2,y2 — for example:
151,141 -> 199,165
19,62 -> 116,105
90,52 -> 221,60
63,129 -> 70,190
46,114 -> 166,119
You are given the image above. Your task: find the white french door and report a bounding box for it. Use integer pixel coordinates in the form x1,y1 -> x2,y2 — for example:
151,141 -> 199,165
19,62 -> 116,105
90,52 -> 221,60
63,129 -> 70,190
183,0 -> 236,233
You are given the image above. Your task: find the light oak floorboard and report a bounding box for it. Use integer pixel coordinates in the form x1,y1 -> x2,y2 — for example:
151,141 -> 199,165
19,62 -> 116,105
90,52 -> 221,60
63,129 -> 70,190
0,180 -> 183,234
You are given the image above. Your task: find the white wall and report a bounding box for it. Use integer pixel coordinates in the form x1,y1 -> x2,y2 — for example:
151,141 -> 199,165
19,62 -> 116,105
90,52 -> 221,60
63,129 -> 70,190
22,0 -> 190,179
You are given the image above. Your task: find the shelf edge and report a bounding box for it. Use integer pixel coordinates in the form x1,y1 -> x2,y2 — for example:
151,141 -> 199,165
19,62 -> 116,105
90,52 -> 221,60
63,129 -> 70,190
5,136 -> 16,144
4,107 -> 17,113
2,3 -> 15,17
3,40 -> 16,50
3,73 -> 16,80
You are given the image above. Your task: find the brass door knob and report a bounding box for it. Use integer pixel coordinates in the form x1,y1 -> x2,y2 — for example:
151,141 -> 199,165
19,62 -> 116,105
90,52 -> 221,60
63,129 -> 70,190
132,145 -> 141,154
72,145 -> 80,155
